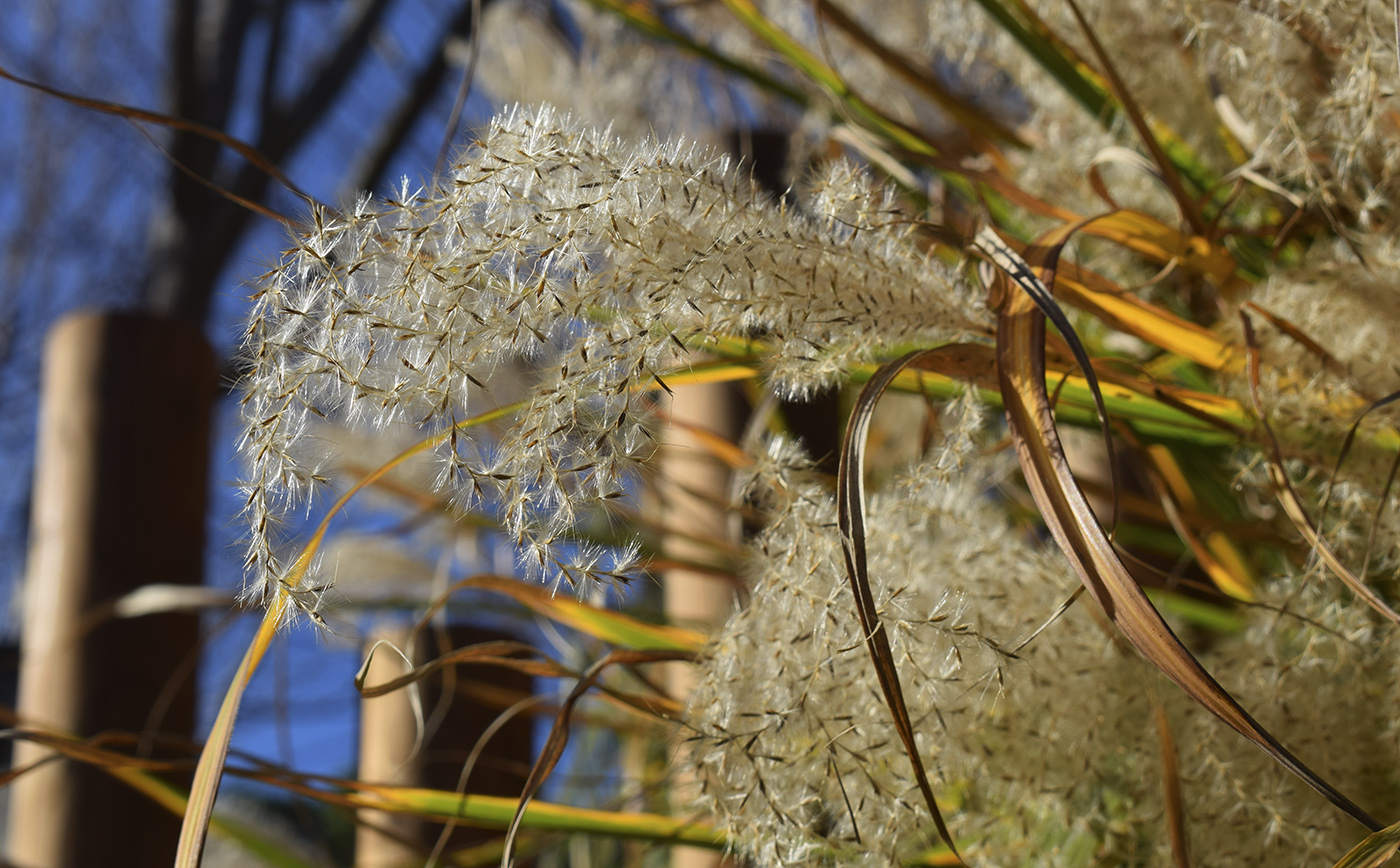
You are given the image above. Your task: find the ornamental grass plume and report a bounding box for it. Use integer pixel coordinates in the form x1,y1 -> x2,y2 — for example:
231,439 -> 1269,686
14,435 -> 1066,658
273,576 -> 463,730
237,105 -> 980,613
687,401 -> 1400,868
1222,232 -> 1400,586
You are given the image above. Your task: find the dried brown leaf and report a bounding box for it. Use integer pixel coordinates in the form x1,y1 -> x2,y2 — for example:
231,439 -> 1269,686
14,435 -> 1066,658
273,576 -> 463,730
838,348 -> 967,867
989,232 -> 1381,832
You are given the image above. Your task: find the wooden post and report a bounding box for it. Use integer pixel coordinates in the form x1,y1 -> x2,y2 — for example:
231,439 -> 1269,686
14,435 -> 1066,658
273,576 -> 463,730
8,312 -> 212,868
356,620 -> 426,867
661,382 -> 742,868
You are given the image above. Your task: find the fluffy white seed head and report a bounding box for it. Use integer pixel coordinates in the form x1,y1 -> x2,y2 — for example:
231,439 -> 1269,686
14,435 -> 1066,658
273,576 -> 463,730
688,412 -> 1399,867
238,106 -> 980,612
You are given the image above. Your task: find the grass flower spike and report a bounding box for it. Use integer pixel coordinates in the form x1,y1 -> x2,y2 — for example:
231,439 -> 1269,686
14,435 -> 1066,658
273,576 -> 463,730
237,105 -> 978,613
689,412 -> 1400,868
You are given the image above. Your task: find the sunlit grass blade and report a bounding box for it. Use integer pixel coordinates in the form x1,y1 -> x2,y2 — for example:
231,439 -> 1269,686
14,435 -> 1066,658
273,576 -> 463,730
661,358 -> 765,389
113,761 -> 317,868
179,403 -> 527,866
857,353 -> 1246,443
838,349 -> 966,867
1141,442 -> 1256,601
989,232 -> 1382,833
346,785 -> 724,848
463,575 -> 707,653
176,598 -> 284,868
1006,220 -> 1238,369
8,729 -> 315,868
1057,264 -> 1234,371
184,758 -> 726,850
1073,209 -> 1238,286
396,572 -> 712,656
695,335 -> 1249,444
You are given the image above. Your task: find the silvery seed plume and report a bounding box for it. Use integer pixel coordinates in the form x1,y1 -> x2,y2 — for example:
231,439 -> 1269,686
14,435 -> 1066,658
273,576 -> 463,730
686,419 -> 1154,868
237,105 -> 980,613
688,399 -> 1399,868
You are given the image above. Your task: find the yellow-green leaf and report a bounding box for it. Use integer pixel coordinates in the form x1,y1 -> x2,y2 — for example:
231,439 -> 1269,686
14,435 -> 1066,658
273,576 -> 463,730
470,575 -> 707,653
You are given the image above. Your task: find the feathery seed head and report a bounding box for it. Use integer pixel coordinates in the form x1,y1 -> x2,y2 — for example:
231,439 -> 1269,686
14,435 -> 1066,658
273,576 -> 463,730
238,106 -> 978,613
688,405 -> 1399,868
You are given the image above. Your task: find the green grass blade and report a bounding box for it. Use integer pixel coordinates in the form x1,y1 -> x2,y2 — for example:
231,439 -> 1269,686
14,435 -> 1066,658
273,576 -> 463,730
350,786 -> 724,848
582,0 -> 809,106
966,0 -> 1221,196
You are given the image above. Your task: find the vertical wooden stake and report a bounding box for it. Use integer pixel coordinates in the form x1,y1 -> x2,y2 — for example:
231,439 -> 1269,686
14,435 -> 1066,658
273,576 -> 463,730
8,313 -> 212,868
661,382 -> 741,868
356,620 -> 426,867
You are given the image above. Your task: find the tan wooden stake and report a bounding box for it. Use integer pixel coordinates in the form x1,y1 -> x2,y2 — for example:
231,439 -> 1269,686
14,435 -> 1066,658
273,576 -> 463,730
8,312 -> 212,868
356,620 -> 426,868
661,381 -> 741,868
